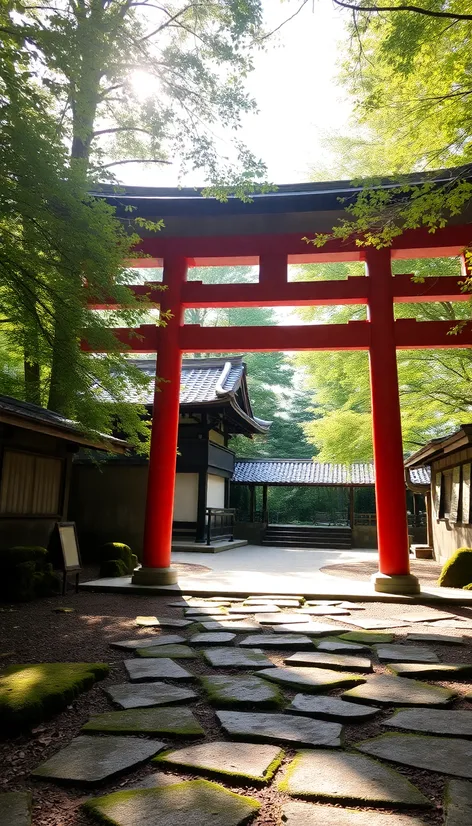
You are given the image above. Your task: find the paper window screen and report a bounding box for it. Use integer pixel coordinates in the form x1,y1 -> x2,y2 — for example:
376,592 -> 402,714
462,464 -> 471,524
433,472 -> 442,518
449,466 -> 461,524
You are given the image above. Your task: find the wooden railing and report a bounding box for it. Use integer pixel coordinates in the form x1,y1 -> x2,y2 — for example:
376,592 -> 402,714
354,512 -> 427,527
206,507 -> 235,545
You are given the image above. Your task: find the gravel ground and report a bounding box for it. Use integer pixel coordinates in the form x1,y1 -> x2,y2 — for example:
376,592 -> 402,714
1,577 -> 472,826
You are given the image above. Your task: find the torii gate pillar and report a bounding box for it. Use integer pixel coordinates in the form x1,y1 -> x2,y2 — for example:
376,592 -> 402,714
366,249 -> 420,594
132,256 -> 187,586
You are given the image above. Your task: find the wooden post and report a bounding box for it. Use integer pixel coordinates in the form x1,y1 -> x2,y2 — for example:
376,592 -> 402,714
132,256 -> 187,586
349,486 -> 355,530
366,248 -> 420,594
249,486 -> 255,522
262,484 -> 268,523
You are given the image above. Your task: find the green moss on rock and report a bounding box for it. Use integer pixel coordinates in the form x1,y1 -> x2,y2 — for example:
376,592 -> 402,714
99,558 -> 129,578
0,662 -> 109,733
82,779 -> 261,826
438,548 -> 472,588
339,631 -> 394,644
463,582 -> 472,590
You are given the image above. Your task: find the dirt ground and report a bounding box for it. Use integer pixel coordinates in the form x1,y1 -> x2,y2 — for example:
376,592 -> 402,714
1,578 -> 472,826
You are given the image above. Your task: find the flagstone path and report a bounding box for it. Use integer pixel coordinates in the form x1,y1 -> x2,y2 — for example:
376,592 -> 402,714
5,590 -> 472,826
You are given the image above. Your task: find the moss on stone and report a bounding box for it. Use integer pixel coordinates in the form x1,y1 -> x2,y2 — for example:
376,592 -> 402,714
438,547 -> 472,587
0,662 -> 109,733
136,644 -> 197,659
154,747 -> 284,784
82,706 -> 204,736
339,631 -> 394,644
82,779 -> 261,826
99,558 -> 129,578
199,675 -> 285,710
0,547 -> 59,602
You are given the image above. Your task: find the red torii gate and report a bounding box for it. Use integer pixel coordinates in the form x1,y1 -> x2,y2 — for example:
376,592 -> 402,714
87,178 -> 472,594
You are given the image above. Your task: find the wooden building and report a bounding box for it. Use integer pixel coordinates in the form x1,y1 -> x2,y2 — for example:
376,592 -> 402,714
69,355 -> 270,551
0,395 -> 127,550
405,427 -> 472,565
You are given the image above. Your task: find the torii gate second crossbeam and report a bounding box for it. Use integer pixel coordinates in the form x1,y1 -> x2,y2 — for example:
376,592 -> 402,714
86,174 -> 472,594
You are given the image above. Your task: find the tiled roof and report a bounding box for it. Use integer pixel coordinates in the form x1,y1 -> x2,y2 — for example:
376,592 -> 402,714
127,355 -> 270,434
232,460 -> 375,486
128,355 -> 244,405
409,466 -> 431,486
0,395 -> 128,453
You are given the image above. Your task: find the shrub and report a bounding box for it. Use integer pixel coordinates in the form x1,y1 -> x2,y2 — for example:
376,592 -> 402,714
438,547 -> 472,587
0,548 -> 59,602
99,558 -> 129,578
100,542 -> 132,566
463,582 -> 472,590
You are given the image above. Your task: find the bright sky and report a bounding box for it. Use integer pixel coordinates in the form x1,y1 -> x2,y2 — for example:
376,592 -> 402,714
119,1 -> 352,188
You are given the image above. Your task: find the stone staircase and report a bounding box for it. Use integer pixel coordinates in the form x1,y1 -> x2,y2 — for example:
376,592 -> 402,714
262,524 -> 352,550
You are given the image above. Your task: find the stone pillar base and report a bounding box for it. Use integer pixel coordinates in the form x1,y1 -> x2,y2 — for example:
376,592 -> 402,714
132,567 -> 178,586
371,572 -> 421,595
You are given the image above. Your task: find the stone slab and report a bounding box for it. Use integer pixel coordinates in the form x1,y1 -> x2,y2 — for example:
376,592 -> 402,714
305,600 -> 342,606
188,600 -> 232,607
0,792 -> 31,826
156,741 -> 283,782
388,662 -> 472,679
239,634 -> 314,649
184,608 -> 228,617
445,779 -> 472,826
200,674 -> 284,709
277,623 -> 348,636
384,709 -> 472,737
284,651 -> 372,672
203,647 -> 274,669
339,631 -> 394,643
298,606 -> 351,616
32,735 -> 164,783
83,779 -> 260,825
375,644 -> 440,663
135,616 -> 193,628
316,639 -> 371,654
124,658 -> 193,682
279,749 -> 430,807
341,618 -> 409,630
258,666 -> 365,693
343,675 -> 456,706
229,604 -> 280,614
136,644 -> 197,658
406,633 -> 465,644
244,598 -> 301,607
282,800 -> 428,826
105,682 -> 197,710
258,613 -> 309,624
82,706 -> 204,736
289,693 -> 380,721
216,710 -> 342,747
394,610 -> 456,624
110,635 -> 185,650
357,733 -> 472,778
200,620 -> 261,632
190,632 -> 236,645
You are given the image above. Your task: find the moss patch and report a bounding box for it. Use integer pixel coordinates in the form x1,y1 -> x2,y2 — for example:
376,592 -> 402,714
339,631 -> 394,644
439,547 -> 472,587
0,662 -> 109,733
82,779 -> 261,826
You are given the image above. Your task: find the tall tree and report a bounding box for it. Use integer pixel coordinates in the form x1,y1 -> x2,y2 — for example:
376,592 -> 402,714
1,0 -> 274,426
314,1 -> 472,247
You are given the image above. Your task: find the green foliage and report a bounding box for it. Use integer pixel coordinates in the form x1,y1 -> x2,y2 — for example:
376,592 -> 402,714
99,542 -> 132,564
0,662 -> 109,733
318,2 -> 472,247
438,547 -> 472,588
1,546 -> 49,568
99,542 -> 135,576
